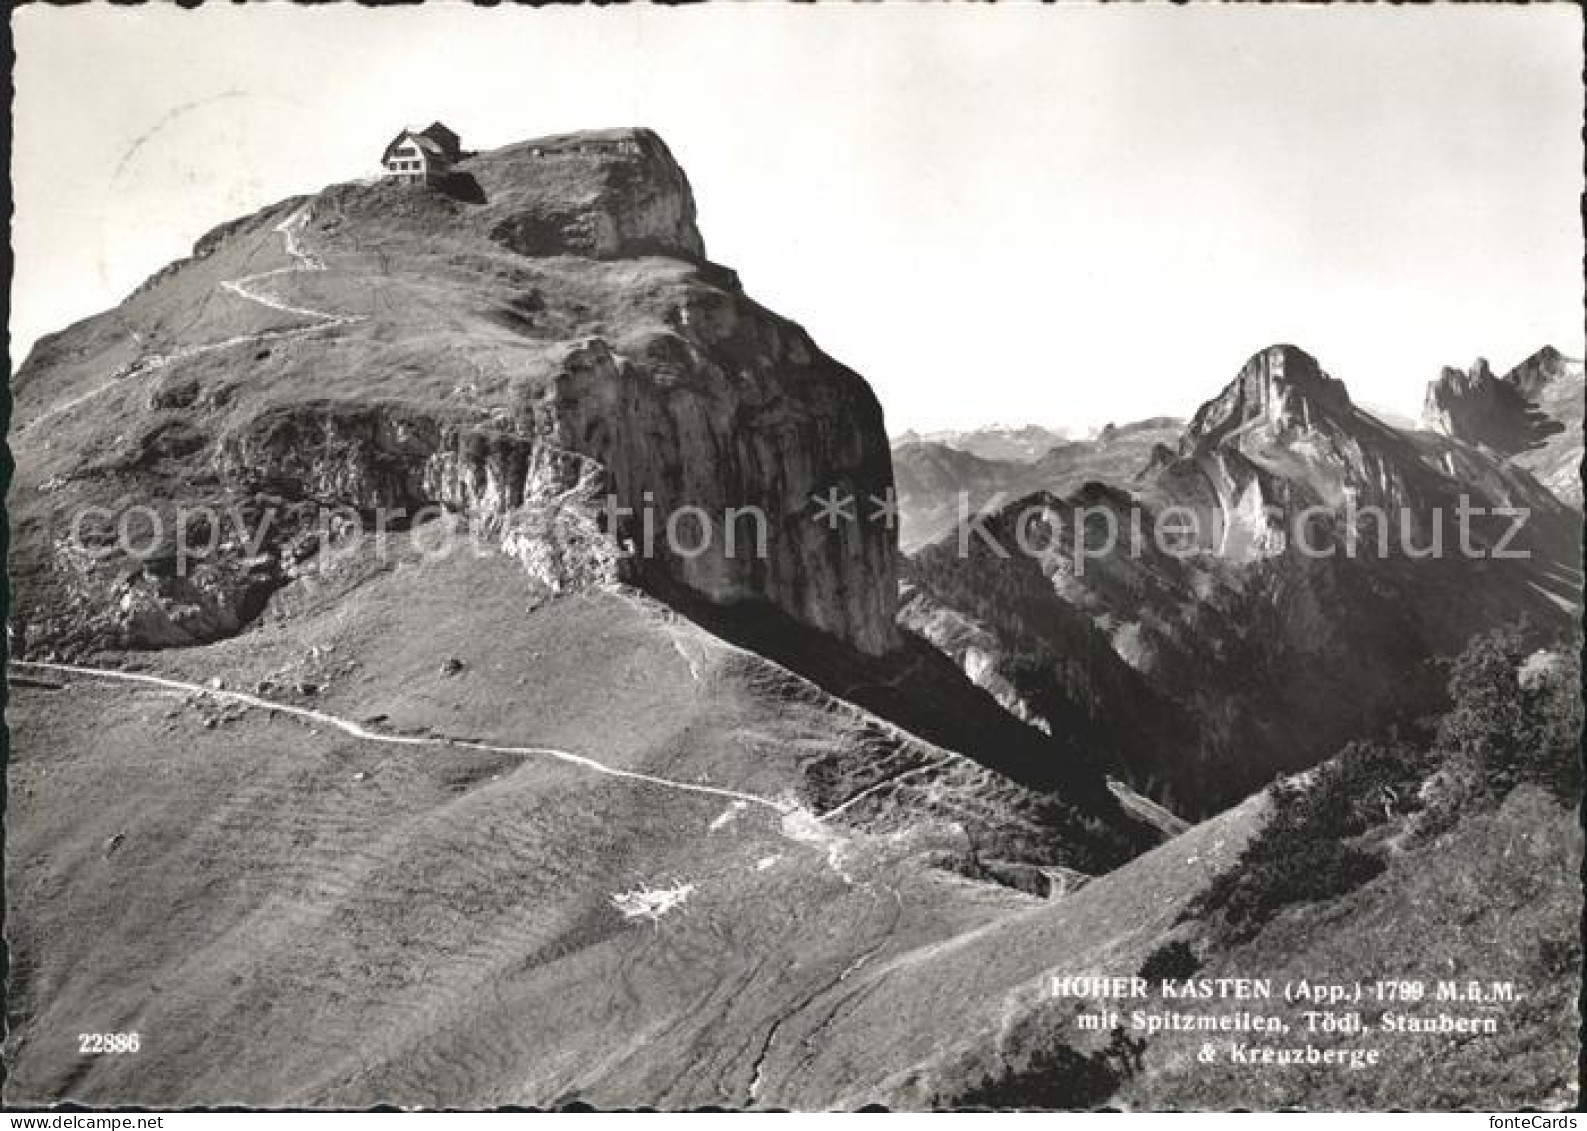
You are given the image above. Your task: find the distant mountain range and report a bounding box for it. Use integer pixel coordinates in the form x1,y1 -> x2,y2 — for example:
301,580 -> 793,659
890,423 -> 1076,463
893,418 -> 1183,552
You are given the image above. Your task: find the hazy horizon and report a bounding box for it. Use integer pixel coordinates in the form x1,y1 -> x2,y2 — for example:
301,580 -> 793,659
11,4 -> 1584,433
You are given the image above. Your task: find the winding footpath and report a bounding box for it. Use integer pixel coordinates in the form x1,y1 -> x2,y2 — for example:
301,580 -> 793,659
11,659 -> 791,814
12,207 -> 802,819
13,206 -> 939,832
20,206 -> 362,435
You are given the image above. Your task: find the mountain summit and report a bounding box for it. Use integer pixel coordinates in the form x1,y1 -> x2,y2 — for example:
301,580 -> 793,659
12,127 -> 899,657
468,127 -> 707,261
1182,343 -> 1354,450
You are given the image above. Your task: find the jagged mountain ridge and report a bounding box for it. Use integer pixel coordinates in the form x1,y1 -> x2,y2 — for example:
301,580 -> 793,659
1421,346 -> 1584,506
908,345 -> 1581,813
1141,344 -> 1574,562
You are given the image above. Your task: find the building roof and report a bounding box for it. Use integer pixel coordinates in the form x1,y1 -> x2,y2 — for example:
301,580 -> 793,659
381,122 -> 462,165
419,121 -> 461,153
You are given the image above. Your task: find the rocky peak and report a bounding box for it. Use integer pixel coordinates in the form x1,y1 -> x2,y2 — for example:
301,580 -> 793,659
1422,347 -> 1579,437
1183,344 -> 1353,452
1504,345 -> 1570,400
1144,345 -> 1486,563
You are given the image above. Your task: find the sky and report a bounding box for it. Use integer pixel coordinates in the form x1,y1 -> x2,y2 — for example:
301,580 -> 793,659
10,4 -> 1584,433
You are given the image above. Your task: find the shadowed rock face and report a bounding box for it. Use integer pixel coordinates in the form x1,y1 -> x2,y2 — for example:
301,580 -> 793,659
10,126 -> 900,657
1423,358 -> 1522,445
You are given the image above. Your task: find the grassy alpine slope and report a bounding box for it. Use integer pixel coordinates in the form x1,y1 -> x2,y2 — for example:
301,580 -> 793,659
3,534 -> 1226,1108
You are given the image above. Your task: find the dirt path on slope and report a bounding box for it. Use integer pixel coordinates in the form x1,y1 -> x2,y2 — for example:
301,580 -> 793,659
20,206 -> 363,434
11,659 -> 789,813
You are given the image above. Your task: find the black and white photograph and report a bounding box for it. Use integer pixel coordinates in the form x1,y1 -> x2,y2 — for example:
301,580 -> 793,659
4,3 -> 1583,1114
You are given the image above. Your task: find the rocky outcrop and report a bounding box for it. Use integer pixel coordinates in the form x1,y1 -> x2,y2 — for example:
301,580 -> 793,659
215,403 -> 619,599
213,304 -> 899,655
1506,345 -> 1574,400
545,333 -> 899,655
473,128 -> 706,261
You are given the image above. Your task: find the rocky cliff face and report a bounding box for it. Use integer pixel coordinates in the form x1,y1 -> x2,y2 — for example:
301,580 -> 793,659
10,127 -> 900,657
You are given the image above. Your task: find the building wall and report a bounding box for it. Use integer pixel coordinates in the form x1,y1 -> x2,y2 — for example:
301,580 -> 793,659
383,134 -> 457,183
385,141 -> 430,182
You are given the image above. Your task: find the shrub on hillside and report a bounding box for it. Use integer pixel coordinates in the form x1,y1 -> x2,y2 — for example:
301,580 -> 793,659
1437,626 -> 1582,805
1188,738 -> 1425,940
1298,738 -> 1434,836
1137,939 -> 1200,983
1192,626 -> 1582,941
1192,780 -> 1387,940
1410,749 -> 1488,841
947,1019 -> 1146,1110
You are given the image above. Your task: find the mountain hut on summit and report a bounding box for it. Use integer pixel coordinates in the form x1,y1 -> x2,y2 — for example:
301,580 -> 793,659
381,122 -> 463,184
